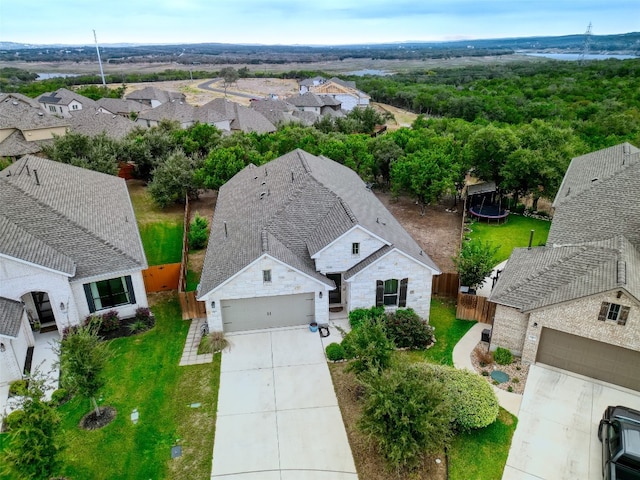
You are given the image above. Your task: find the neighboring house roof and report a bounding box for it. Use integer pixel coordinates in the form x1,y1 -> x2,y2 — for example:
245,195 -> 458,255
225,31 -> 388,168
548,149 -> 640,248
250,99 -> 299,126
0,130 -> 42,157
37,88 -> 97,108
201,98 -> 276,134
288,92 -> 327,108
553,143 -> 640,207
0,297 -> 24,338
0,97 -> 69,131
0,92 -> 41,108
291,110 -> 319,126
299,76 -> 326,86
137,100 -> 196,124
68,107 -> 138,139
96,98 -> 145,116
490,236 -> 640,311
0,156 -> 147,280
126,86 -> 185,105
199,149 -> 439,295
312,79 -> 370,100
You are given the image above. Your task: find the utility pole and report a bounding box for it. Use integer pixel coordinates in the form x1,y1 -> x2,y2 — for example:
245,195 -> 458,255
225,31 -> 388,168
93,29 -> 106,86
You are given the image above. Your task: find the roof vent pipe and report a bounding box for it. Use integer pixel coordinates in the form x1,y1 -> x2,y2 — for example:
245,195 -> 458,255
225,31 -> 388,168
33,169 -> 40,186
224,221 -> 228,238
528,230 -> 534,250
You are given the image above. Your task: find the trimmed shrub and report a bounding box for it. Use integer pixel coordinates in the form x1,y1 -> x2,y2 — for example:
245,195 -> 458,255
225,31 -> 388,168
348,306 -> 384,329
50,388 -> 70,407
3,409 -> 26,431
383,308 -> 434,349
9,380 -> 28,397
325,343 -> 345,361
188,213 -> 209,250
135,307 -> 154,328
83,314 -> 102,332
494,347 -> 513,365
100,310 -> 121,332
128,319 -> 149,334
341,318 -> 395,375
426,365 -> 499,431
358,362 -> 453,470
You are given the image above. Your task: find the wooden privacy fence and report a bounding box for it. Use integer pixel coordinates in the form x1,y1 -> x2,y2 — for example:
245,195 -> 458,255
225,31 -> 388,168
142,263 -> 181,292
456,293 -> 497,325
179,291 -> 207,320
432,272 -> 459,298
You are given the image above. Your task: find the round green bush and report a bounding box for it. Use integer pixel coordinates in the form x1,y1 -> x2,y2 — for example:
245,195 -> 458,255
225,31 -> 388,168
3,409 -> 26,431
9,379 -> 28,397
325,343 -> 345,361
494,347 -> 513,365
426,365 -> 499,431
50,388 -> 70,406
384,308 -> 434,349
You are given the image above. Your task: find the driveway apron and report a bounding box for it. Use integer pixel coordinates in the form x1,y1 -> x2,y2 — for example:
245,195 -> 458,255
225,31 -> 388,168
211,327 -> 358,480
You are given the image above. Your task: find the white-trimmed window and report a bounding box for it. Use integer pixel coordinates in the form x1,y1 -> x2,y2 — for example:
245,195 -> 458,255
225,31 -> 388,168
263,269 -> 272,283
383,279 -> 399,305
352,242 -> 360,255
84,276 -> 135,313
598,302 -> 630,325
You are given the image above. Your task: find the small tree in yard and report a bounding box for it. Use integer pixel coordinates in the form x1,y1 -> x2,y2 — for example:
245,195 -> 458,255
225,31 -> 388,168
358,362 -> 453,471
341,318 -> 395,375
148,149 -> 202,208
453,239 -> 500,289
188,213 -> 209,250
2,373 -> 63,480
56,324 -> 111,419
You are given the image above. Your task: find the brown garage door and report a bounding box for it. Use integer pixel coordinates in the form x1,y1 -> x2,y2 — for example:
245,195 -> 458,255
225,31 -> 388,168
536,328 -> 640,391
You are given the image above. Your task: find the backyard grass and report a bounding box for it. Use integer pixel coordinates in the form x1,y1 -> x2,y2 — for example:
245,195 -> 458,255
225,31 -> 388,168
139,221 -> 183,265
467,214 -> 551,263
55,295 -> 220,480
449,408 -> 518,480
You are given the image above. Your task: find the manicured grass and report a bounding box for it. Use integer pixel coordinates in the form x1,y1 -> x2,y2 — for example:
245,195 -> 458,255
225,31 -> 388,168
139,221 -> 184,265
449,408 -> 518,480
56,296 -> 220,480
186,269 -> 200,292
400,298 -> 476,366
468,214 -> 551,263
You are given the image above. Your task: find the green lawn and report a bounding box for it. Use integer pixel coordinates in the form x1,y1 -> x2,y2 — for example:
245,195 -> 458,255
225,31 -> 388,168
55,296 -> 220,480
186,269 -> 200,292
139,221 -> 183,265
468,214 -> 551,263
449,408 -> 518,480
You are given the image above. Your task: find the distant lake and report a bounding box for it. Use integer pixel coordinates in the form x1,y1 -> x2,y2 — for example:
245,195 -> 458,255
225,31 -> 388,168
524,53 -> 638,61
346,69 -> 390,76
36,72 -> 81,80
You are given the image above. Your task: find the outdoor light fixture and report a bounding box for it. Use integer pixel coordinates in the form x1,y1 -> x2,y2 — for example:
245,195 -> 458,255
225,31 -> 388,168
319,291 -> 323,299
0,343 -> 5,353
211,301 -> 216,309
60,302 -> 65,311
533,322 -> 538,328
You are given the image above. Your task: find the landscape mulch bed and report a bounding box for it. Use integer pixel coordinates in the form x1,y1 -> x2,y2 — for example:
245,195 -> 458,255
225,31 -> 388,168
79,406 -> 117,430
329,363 -> 447,480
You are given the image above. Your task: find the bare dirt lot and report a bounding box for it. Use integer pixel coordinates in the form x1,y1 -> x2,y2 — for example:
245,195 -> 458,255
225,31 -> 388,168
375,191 -> 463,272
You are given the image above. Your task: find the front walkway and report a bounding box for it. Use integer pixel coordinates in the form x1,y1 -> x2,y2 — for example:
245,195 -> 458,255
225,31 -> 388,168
211,326 -> 358,480
452,322 -> 522,416
179,317 -> 213,366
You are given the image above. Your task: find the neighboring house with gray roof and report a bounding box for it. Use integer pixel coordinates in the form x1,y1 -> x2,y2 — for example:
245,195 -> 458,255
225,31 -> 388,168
287,92 -> 342,116
201,98 -> 276,134
96,98 -> 145,118
488,143 -> 640,391
197,149 -> 440,333
0,156 -> 149,386
299,76 -> 326,94
0,95 -> 69,158
305,77 -> 370,111
126,86 -> 186,108
135,99 -> 231,131
68,107 -> 138,139
37,88 -> 97,118
249,99 -> 300,127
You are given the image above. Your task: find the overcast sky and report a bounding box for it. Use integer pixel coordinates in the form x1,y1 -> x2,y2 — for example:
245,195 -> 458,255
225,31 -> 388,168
1,0 -> 638,45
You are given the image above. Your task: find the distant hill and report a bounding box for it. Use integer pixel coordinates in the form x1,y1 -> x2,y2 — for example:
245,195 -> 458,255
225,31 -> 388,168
1,32 -> 638,64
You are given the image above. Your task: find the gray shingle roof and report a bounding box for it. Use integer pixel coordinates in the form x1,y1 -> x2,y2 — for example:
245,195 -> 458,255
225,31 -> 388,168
0,92 -> 41,108
126,86 -> 185,104
1,156 -> 147,279
289,93 -> 326,108
199,99 -> 276,133
553,143 -> 640,208
199,149 -> 439,295
490,236 -> 640,311
548,149 -> 640,248
37,88 -> 97,108
137,100 -> 196,123
0,297 -> 24,338
68,107 -> 138,139
0,130 -> 42,157
0,97 -> 69,131
96,98 -> 145,115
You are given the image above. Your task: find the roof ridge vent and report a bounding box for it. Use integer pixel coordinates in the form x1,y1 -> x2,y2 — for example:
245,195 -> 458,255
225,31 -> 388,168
617,260 -> 626,285
261,230 -> 269,252
339,198 -> 357,223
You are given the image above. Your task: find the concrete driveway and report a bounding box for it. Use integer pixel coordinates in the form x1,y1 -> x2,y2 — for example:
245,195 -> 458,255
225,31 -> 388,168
503,364 -> 640,480
211,326 -> 358,480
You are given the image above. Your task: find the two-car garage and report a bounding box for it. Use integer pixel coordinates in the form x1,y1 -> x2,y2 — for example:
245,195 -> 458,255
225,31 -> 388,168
220,293 -> 315,333
536,327 -> 640,391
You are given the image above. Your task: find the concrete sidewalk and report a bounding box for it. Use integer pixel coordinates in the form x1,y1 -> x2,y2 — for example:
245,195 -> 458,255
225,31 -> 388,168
452,322 -> 522,417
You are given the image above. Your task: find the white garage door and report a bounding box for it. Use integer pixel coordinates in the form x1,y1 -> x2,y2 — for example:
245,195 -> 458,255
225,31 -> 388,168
221,293 -> 315,332
536,327 -> 640,391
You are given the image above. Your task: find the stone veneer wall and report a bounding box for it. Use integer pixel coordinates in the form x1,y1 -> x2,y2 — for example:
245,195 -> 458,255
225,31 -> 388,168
490,304 -> 528,356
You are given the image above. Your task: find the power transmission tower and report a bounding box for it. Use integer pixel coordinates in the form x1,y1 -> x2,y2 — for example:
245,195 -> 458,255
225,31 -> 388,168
579,22 -> 592,64
93,30 -> 107,86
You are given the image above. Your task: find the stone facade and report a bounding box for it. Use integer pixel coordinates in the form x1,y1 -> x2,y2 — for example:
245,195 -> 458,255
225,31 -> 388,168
313,227 -> 386,274
0,312 -> 33,384
347,250 -> 434,320
200,254 -> 331,332
491,291 -> 639,364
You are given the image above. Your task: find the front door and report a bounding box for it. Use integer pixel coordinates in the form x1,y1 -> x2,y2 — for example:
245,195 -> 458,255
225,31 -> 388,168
32,292 -> 55,325
327,273 -> 342,304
